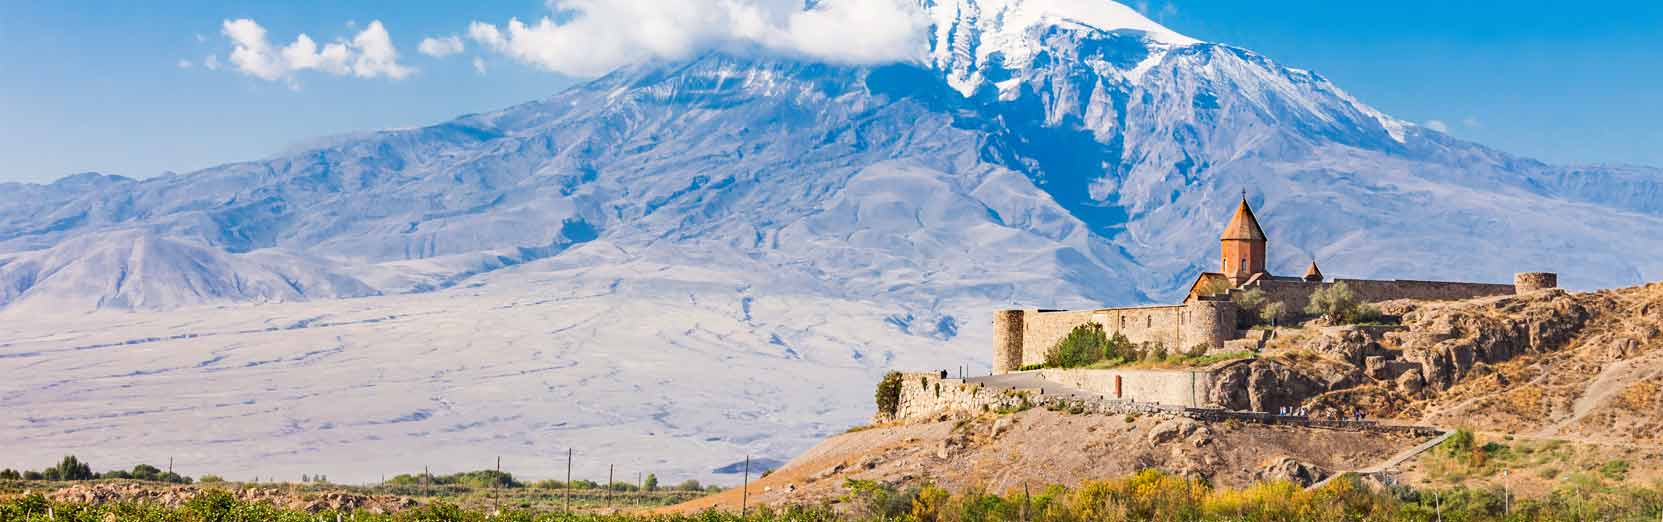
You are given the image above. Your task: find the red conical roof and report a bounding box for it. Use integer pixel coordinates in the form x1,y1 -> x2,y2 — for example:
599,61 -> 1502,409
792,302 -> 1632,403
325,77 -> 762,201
1304,260 -> 1324,281
1221,197 -> 1266,241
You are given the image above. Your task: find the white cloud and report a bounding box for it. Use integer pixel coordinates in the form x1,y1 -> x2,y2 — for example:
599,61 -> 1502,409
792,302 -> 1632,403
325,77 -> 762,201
218,18 -> 413,86
418,35 -> 465,57
177,59 -> 193,69
351,21 -> 414,79
472,56 -> 488,75
202,54 -> 221,71
467,0 -> 927,77
1424,119 -> 1450,133
1462,116 -> 1483,129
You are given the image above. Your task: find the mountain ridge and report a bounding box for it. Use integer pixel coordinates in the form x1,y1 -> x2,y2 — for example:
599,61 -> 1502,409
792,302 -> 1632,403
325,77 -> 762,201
0,0 -> 1658,314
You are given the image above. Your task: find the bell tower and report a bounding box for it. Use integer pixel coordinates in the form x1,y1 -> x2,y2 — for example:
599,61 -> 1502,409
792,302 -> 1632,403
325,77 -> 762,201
1220,194 -> 1267,286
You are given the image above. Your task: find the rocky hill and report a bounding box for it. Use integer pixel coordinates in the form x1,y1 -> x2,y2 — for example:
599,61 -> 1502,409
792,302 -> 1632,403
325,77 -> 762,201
1206,282 -> 1663,444
671,408 -> 1427,512
4,0 -> 1661,485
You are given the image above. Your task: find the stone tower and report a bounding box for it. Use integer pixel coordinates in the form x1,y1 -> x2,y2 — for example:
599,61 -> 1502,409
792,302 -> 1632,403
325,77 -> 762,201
1221,196 -> 1268,285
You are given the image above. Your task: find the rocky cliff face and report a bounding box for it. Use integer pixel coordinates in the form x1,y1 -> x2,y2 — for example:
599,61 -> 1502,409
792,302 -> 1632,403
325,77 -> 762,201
1206,282 -> 1663,443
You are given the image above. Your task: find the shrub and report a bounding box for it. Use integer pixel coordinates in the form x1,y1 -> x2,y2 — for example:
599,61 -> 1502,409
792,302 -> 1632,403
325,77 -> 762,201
1443,428 -> 1476,457
0,469 -> 18,480
198,474 -> 225,483
875,371 -> 903,418
677,479 -> 703,491
644,473 -> 658,491
1600,459 -> 1630,481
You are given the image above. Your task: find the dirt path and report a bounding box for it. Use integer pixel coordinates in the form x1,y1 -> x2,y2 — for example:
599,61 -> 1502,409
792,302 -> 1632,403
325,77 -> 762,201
1307,428 -> 1453,490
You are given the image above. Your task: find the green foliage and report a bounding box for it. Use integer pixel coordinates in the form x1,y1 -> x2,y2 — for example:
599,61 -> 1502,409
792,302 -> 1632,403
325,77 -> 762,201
676,479 -> 703,491
383,469 -> 519,488
197,474 -> 225,483
1043,324 -> 1134,368
51,455 -> 94,481
874,371 -> 903,418
0,469 -> 19,480
1442,428 -> 1477,457
643,473 -> 658,491
1046,323 -> 1108,368
1259,301 -> 1287,325
1304,281 -> 1384,324
1600,459 -> 1630,481
8,469 -> 1663,521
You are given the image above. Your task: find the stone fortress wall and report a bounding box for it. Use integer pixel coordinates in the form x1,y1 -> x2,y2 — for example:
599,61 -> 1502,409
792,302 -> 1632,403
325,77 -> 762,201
994,273 -> 1558,377
1239,278 -> 1519,320
992,301 -> 1236,373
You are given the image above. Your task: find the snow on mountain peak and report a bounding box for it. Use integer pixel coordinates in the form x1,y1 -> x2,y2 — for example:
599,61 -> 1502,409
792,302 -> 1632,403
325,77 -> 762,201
925,0 -> 1200,96
933,0 -> 1198,46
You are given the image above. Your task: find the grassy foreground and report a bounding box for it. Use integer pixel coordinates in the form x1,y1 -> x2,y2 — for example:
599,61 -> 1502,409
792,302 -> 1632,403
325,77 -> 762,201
5,469 -> 1663,521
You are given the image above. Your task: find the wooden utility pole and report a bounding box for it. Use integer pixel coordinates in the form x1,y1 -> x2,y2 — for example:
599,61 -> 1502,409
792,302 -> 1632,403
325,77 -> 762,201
493,456 -> 501,515
565,449 -> 573,514
741,456 -> 750,517
636,472 -> 643,507
607,464 -> 614,511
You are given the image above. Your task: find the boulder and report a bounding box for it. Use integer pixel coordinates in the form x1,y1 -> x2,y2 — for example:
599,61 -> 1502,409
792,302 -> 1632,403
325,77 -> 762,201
1258,457 -> 1330,487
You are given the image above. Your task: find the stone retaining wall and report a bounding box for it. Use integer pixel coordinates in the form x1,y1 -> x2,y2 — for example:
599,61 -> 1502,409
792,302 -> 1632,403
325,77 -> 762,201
886,371 -> 1442,437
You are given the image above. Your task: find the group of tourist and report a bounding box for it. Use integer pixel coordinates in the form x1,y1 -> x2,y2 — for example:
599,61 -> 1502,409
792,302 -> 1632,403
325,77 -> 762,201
1276,406 -> 1368,422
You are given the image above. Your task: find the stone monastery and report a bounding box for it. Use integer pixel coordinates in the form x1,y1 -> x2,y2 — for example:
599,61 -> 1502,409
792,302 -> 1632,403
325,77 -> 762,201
990,196 -> 1561,374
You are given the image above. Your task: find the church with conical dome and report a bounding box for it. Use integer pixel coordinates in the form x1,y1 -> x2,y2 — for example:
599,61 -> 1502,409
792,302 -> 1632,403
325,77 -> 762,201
991,196 -> 1559,376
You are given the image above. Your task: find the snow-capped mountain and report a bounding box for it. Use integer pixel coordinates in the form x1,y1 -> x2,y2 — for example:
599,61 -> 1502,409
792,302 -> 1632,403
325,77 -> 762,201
2,0 -> 1661,482
2,1 -> 1658,315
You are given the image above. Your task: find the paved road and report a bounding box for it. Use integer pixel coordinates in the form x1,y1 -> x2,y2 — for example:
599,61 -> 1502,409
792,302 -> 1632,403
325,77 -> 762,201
964,372 -> 1096,397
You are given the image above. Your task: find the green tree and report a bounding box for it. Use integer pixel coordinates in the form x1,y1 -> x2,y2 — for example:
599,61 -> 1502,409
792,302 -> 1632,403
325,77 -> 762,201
1305,281 -> 1383,324
644,473 -> 658,491
1260,301 -> 1287,326
677,479 -> 702,491
1046,323 -> 1109,368
131,464 -> 161,481
1231,288 -> 1267,327
875,371 -> 903,418
1306,281 -> 1357,321
0,469 -> 19,480
52,455 -> 94,481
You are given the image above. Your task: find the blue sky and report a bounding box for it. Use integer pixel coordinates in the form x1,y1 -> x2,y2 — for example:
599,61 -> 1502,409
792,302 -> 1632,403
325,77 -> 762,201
1,0 -> 1659,183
